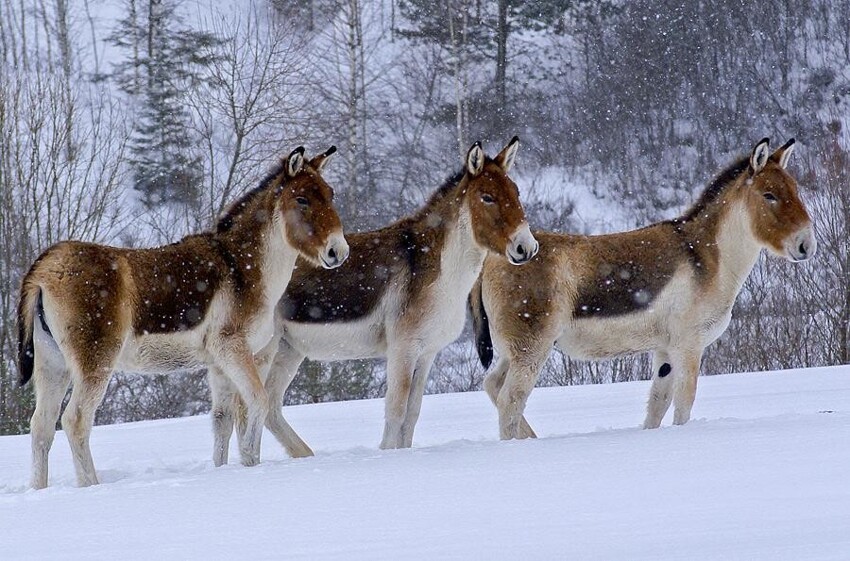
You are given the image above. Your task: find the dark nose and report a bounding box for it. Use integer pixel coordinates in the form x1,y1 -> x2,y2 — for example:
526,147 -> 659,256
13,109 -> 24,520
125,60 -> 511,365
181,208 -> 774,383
798,242 -> 807,257
328,247 -> 337,261
515,244 -> 527,257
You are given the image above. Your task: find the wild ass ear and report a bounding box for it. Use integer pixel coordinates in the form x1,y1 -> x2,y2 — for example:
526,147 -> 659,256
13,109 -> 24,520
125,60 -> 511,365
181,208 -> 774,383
495,136 -> 520,172
285,146 -> 306,178
310,145 -> 337,173
749,138 -> 770,175
466,141 -> 485,177
769,138 -> 795,169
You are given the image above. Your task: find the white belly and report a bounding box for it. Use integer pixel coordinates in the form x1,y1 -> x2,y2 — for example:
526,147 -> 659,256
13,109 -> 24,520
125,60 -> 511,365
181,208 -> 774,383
282,315 -> 386,360
558,310 -> 664,360
116,329 -> 208,372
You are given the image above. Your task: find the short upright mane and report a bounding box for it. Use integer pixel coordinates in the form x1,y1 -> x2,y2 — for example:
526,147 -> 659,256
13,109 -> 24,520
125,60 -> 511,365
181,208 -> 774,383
429,168 -> 467,204
216,161 -> 287,233
679,156 -> 750,222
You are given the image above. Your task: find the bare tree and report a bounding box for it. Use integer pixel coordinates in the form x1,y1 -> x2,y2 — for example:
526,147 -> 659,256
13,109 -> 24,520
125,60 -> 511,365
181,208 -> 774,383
0,0 -> 130,434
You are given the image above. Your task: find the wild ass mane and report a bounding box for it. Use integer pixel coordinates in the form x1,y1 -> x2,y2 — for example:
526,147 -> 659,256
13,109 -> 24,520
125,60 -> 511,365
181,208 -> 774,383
676,155 -> 750,223
216,159 -> 290,233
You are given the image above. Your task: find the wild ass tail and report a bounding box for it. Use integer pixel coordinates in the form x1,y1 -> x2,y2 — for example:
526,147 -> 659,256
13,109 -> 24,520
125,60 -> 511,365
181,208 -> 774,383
468,276 -> 493,369
17,273 -> 41,387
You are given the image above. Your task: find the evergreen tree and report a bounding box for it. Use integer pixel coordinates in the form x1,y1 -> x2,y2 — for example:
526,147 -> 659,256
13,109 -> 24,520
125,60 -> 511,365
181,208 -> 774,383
110,0 -> 219,207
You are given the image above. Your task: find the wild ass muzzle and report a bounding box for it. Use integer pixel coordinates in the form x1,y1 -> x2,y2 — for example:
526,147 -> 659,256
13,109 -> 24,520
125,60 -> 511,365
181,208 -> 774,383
469,138 -> 815,440
216,137 -> 537,459
18,146 -> 348,489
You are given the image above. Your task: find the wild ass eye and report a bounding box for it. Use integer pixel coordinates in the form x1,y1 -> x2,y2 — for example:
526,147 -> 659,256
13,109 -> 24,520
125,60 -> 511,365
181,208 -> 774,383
763,192 -> 778,202
295,196 -> 309,207
481,194 -> 495,204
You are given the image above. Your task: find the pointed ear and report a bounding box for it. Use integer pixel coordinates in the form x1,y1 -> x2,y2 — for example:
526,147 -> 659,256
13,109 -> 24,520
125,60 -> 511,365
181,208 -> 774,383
285,146 -> 305,178
750,138 -> 770,175
769,138 -> 795,169
466,141 -> 484,177
494,136 -> 520,172
309,145 -> 337,173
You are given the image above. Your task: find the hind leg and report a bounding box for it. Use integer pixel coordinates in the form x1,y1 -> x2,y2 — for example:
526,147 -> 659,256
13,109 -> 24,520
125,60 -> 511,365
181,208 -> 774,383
484,357 -> 536,439
673,349 -> 703,425
496,349 -> 547,440
208,367 -> 237,467
61,368 -> 112,487
399,352 -> 437,448
29,342 -> 71,490
263,339 -> 312,458
643,350 -> 675,429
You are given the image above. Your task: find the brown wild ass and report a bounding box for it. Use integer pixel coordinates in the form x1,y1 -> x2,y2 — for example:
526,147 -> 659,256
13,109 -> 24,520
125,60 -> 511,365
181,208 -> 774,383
215,138 -> 538,458
469,138 -> 816,439
18,147 -> 349,489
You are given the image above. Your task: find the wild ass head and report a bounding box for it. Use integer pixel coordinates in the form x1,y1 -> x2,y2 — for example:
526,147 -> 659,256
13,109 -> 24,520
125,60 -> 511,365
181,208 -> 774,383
743,138 -> 815,262
278,146 -> 349,269
463,137 -> 538,265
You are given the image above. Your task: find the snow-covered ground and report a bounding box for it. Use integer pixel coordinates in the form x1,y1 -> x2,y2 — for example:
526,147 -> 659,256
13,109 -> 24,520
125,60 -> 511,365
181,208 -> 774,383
1,366 -> 849,560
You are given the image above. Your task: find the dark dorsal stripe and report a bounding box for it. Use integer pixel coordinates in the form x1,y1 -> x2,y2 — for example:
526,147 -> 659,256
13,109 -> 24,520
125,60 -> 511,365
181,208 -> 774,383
678,156 -> 749,222
216,161 -> 286,233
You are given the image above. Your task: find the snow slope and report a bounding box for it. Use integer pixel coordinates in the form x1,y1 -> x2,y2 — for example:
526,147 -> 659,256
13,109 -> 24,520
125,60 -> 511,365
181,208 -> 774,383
1,366 -> 849,560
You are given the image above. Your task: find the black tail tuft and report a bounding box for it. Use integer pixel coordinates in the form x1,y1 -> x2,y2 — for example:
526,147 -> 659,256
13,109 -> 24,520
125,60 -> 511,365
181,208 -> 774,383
17,289 -> 37,386
468,278 -> 493,369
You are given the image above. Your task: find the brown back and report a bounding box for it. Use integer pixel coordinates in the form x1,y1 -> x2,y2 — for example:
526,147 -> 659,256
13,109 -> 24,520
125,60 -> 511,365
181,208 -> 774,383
282,171 -> 467,323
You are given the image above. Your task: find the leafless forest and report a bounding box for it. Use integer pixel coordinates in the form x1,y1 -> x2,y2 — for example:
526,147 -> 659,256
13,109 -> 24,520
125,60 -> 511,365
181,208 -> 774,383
1,0 -> 848,434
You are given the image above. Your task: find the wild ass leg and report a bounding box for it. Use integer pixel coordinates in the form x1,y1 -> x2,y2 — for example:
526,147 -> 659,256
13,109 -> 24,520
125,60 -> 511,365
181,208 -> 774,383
496,349 -> 547,440
643,350 -> 675,429
262,339 -> 313,458
208,367 -> 237,467
210,336 -> 269,467
400,352 -> 437,448
29,345 -> 71,490
484,357 -> 536,439
673,349 -> 703,425
380,348 -> 418,450
61,368 -> 112,487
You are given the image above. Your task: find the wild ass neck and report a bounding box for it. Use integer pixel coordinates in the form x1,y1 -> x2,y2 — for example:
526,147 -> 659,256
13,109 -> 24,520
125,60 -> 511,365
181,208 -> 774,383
411,179 -> 487,295
714,199 -> 762,293
689,188 -> 762,297
439,204 -> 487,292
215,189 -> 298,311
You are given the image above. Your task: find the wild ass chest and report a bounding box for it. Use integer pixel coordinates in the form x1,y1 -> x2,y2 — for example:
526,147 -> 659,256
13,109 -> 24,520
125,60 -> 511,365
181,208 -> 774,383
408,219 -> 485,351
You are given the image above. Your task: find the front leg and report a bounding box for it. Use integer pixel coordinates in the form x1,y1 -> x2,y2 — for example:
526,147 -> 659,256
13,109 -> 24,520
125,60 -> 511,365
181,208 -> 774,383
643,350 -> 674,429
642,347 -> 702,428
400,351 -> 437,448
380,349 -> 418,450
673,349 -> 704,425
208,366 -> 237,467
209,333 -> 269,467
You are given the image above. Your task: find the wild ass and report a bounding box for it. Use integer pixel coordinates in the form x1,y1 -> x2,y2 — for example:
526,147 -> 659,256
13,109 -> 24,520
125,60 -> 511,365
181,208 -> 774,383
469,138 -> 816,439
18,147 -> 348,489
215,138 -> 538,459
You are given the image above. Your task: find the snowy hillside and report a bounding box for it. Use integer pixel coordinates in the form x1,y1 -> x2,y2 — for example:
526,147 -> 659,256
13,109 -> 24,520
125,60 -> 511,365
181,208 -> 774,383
2,366 -> 849,560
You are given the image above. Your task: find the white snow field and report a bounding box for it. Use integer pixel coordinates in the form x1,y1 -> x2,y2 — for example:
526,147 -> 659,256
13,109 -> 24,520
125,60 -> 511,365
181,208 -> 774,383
1,365 -> 849,560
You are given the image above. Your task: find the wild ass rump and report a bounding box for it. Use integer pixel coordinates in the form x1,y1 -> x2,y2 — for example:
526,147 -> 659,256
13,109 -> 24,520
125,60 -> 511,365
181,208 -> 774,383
18,147 -> 348,489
